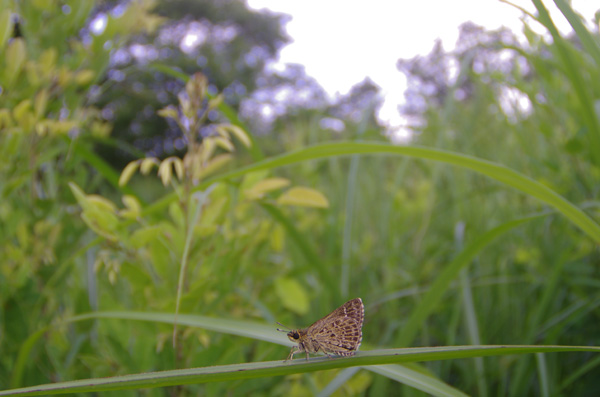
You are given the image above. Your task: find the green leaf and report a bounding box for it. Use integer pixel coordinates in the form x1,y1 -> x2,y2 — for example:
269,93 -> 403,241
277,186 -> 329,208
244,177 -> 290,200
5,37 -> 26,83
275,277 -> 309,315
0,9 -> 13,50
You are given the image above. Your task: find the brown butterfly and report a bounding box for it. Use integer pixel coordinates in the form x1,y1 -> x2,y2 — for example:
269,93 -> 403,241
278,298 -> 364,361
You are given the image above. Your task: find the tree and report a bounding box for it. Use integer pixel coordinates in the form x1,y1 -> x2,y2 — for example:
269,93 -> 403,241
92,0 -> 290,164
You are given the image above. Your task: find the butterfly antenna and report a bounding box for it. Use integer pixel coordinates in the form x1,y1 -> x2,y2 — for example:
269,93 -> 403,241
276,322 -> 290,332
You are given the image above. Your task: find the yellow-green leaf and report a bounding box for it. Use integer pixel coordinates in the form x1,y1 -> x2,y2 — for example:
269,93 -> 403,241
140,157 -> 159,174
120,195 -> 141,219
228,124 -> 251,148
274,277 -> 309,315
244,178 -> 290,200
157,105 -> 178,121
0,10 -> 13,50
5,38 -> 26,82
34,89 -> 48,119
197,153 -> 232,180
214,136 -> 235,152
201,137 -> 217,162
68,182 -> 88,208
130,225 -> 164,248
208,93 -> 224,109
74,69 -> 95,85
276,187 -> 329,208
219,124 -> 251,148
87,195 -> 118,213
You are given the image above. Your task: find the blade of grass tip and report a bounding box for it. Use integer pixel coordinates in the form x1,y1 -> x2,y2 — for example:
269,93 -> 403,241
398,214 -> 546,346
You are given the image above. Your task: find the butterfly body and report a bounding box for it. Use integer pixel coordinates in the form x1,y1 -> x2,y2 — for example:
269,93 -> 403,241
284,298 -> 364,361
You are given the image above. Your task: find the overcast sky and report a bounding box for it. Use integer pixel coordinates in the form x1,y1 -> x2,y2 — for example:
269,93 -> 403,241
245,0 -> 599,136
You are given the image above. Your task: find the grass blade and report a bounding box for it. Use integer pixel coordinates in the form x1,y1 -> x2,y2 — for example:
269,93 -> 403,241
3,345 -> 599,396
141,143 -> 600,244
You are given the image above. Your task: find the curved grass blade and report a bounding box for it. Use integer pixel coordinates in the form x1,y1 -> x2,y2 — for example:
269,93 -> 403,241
144,142 -> 600,243
367,364 -> 469,397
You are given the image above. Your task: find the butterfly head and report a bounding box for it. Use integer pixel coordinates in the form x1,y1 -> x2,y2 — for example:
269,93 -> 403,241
287,330 -> 300,341
276,322 -> 304,342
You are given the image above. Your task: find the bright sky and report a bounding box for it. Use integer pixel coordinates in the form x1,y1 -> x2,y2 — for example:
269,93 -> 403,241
246,0 -> 599,136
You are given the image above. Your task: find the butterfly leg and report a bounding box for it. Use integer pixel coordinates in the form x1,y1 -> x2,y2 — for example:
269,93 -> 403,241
286,347 -> 298,361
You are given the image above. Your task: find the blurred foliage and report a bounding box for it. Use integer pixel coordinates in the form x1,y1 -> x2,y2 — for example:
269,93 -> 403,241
0,0 -> 162,390
91,0 -> 291,166
1,0 -> 600,396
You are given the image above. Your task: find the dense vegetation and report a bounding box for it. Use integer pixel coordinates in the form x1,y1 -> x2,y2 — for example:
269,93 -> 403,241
1,0 -> 599,395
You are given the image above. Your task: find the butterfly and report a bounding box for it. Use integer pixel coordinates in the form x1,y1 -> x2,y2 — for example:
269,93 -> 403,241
278,298 -> 364,361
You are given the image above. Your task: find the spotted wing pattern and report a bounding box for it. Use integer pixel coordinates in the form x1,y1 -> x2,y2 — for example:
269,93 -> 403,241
307,298 -> 364,355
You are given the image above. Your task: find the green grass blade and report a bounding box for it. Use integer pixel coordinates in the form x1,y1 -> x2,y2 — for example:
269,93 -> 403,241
553,0 -> 600,67
3,346 -> 599,396
459,268 -> 487,396
367,364 -> 469,397
535,353 -> 550,397
531,0 -> 600,165
316,367 -> 360,397
142,143 -> 600,244
69,311 -> 288,346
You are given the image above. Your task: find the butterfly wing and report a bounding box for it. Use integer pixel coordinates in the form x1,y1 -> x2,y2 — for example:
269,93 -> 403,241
308,298 -> 364,333
307,298 -> 364,355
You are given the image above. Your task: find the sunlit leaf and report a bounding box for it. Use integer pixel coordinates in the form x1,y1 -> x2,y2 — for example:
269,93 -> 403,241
119,161 -> 140,187
0,9 -> 13,50
277,187 -> 329,208
275,277 -> 309,315
244,177 -> 290,200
